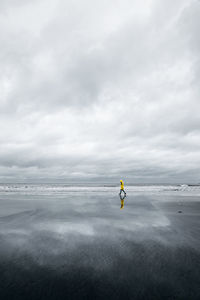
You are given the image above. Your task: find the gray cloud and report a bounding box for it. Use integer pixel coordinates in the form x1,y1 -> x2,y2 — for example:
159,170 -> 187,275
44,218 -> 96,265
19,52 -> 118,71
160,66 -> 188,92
0,0 -> 200,183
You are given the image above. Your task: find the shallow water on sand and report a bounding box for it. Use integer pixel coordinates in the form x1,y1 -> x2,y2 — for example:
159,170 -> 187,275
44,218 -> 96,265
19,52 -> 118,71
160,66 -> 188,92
0,185 -> 200,299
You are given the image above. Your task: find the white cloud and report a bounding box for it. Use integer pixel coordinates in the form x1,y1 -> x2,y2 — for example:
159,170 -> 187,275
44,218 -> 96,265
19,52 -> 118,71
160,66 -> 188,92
0,0 -> 199,183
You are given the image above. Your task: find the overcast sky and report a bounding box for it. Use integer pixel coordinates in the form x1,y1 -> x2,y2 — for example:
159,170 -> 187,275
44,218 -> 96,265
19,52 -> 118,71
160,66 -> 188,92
0,0 -> 200,183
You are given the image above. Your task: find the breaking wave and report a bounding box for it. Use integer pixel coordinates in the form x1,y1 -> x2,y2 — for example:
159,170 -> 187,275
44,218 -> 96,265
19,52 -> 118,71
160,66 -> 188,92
0,183 -> 200,196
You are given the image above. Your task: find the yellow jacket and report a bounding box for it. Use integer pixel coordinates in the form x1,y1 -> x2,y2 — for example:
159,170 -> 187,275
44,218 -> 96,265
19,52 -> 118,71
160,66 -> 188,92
120,180 -> 124,190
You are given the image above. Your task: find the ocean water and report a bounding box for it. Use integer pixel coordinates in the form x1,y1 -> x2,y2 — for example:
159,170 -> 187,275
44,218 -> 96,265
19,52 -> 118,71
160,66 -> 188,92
0,183 -> 200,299
1,182 -> 200,195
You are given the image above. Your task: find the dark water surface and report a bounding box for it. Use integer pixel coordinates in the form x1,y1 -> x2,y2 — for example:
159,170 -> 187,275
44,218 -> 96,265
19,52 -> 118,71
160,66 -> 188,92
0,186 -> 200,299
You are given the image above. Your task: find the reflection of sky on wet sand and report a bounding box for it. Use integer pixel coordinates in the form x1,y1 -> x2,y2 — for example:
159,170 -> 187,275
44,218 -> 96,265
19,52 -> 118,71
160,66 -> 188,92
0,193 -> 170,239
0,190 -> 200,300
0,192 -> 170,266
1,190 -> 200,256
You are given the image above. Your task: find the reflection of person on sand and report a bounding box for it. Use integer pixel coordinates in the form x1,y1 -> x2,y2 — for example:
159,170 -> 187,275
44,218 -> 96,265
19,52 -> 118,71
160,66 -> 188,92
119,180 -> 126,209
120,198 -> 124,209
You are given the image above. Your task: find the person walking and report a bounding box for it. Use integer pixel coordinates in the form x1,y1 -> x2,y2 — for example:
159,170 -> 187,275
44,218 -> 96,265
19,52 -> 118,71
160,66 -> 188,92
119,179 -> 126,209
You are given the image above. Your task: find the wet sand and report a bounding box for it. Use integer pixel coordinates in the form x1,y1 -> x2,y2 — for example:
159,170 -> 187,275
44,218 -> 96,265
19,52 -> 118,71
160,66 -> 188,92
0,192 -> 200,299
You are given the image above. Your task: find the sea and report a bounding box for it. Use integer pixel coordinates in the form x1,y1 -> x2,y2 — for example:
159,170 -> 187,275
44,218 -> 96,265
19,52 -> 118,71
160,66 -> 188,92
1,182 -> 200,195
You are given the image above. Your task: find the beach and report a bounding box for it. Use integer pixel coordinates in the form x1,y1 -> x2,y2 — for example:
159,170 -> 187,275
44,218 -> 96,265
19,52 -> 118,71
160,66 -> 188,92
0,184 -> 200,300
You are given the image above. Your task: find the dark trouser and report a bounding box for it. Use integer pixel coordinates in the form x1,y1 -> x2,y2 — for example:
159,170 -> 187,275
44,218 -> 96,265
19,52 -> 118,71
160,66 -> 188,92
119,189 -> 126,197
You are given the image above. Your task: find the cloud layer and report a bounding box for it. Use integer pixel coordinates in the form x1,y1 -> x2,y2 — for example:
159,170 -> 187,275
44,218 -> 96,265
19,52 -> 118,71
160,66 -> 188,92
0,0 -> 200,183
